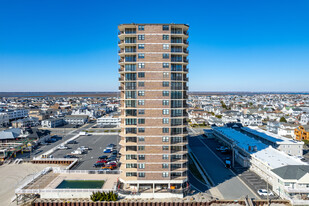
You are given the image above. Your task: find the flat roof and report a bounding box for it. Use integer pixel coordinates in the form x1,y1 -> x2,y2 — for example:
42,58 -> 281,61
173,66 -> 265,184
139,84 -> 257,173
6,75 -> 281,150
212,127 -> 306,169
242,126 -> 303,145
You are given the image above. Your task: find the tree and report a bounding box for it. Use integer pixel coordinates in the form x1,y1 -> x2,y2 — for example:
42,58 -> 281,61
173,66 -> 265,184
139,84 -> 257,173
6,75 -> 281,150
280,117 -> 287,123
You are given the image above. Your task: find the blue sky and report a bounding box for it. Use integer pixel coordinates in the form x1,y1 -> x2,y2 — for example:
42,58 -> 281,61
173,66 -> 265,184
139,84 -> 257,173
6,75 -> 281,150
0,0 -> 308,92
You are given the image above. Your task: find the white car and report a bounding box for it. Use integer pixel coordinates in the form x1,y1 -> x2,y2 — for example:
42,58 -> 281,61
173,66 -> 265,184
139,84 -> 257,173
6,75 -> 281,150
58,145 -> 68,150
257,189 -> 273,196
79,146 -> 89,151
71,150 -> 82,155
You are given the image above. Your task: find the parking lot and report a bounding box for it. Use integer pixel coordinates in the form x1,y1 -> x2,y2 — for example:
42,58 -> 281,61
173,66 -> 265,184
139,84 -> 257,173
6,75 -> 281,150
50,134 -> 120,170
201,134 -> 277,199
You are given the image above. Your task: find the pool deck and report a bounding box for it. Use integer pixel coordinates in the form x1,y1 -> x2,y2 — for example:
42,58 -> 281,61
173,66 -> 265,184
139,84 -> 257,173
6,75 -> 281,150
31,173 -> 119,190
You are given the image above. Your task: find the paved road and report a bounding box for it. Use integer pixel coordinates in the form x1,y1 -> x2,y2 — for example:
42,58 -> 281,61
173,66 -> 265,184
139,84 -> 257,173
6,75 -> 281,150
188,171 -> 209,193
189,136 -> 258,200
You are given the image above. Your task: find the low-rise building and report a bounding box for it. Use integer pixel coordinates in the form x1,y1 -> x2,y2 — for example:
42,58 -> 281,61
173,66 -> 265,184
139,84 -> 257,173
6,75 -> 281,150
300,114 -> 309,125
4,109 -> 29,120
97,116 -> 120,127
64,115 -> 88,125
0,113 -> 9,127
278,123 -> 298,138
12,117 -> 39,128
210,126 -> 308,204
242,126 -> 303,157
41,118 -> 64,128
294,125 -> 309,141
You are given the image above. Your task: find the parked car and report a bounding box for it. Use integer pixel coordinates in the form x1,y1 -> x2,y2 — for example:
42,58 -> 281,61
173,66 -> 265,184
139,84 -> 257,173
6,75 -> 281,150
93,162 -> 105,167
107,144 -> 115,148
103,149 -> 111,153
257,189 -> 273,196
58,145 -> 68,150
71,150 -> 83,155
96,160 -> 107,164
102,165 -> 114,170
63,155 -> 77,158
98,155 -> 108,159
67,140 -> 78,144
112,150 -> 118,155
216,146 -> 228,151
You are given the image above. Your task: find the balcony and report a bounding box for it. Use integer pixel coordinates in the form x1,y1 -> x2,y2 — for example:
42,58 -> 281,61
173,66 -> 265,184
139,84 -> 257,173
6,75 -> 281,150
119,86 -> 123,90
184,86 -> 189,90
183,77 -> 189,81
183,68 -> 188,72
183,40 -> 189,44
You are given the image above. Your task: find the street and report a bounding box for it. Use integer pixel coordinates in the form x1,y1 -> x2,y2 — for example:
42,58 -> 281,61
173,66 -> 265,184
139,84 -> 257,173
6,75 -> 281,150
189,135 -> 258,199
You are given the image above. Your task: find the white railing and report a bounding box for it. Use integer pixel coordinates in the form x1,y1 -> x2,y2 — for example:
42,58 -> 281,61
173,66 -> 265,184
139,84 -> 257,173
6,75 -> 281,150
16,188 -> 115,194
291,199 -> 309,205
53,169 -> 120,174
286,186 -> 309,193
15,167 -> 53,193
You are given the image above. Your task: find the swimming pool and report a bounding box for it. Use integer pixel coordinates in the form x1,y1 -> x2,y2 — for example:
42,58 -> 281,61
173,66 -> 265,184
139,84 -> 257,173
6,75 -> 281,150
56,180 -> 105,189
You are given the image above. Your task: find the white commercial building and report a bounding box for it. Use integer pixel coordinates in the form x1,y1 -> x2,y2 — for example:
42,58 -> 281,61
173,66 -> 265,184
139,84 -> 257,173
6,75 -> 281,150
242,126 -> 303,157
97,116 -> 120,127
41,118 -> 64,128
64,115 -> 88,125
3,109 -> 29,120
211,126 -> 309,205
0,113 -> 9,127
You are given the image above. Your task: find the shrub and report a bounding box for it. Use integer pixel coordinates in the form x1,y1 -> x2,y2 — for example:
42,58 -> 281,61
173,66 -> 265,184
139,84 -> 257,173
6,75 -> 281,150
90,191 -> 118,202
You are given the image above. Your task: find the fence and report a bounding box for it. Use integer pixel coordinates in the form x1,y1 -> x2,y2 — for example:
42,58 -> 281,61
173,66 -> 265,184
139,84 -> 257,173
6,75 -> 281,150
53,169 -> 120,175
17,188 -> 114,194
15,167 -> 53,194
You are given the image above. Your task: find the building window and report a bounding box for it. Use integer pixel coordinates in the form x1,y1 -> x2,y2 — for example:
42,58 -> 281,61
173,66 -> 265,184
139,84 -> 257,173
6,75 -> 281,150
163,82 -> 169,87
162,154 -> 169,159
162,163 -> 169,168
163,25 -> 169,31
138,118 -> 145,124
162,136 -> 169,142
138,63 -> 145,69
163,118 -> 169,124
163,109 -> 169,115
162,100 -> 169,105
163,91 -> 169,96
138,44 -> 144,49
163,44 -> 169,50
163,63 -> 169,68
138,163 -> 145,169
126,163 -> 137,168
138,154 -> 145,160
126,172 -> 137,177
138,100 -> 145,105
138,82 -> 144,87
138,53 -> 145,59
163,72 -> 169,78
138,146 -> 145,150
163,35 -> 169,40
138,109 -> 145,114
138,91 -> 145,96
163,53 -> 169,59
138,172 -> 145,177
138,35 -> 145,40
138,136 -> 145,141
138,72 -> 145,78
162,172 -> 169,177
138,128 -> 145,133
163,128 -> 169,133
138,25 -> 144,31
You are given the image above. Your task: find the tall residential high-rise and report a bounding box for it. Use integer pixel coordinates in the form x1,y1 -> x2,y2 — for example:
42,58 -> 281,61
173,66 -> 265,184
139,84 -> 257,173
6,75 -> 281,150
118,24 -> 189,197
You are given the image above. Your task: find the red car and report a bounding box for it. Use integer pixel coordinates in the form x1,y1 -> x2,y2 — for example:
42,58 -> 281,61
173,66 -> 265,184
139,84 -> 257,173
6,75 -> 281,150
96,160 -> 107,164
107,162 -> 117,168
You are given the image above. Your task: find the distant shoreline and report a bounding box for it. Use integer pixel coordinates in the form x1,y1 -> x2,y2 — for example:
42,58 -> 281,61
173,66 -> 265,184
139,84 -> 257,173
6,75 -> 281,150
0,91 -> 308,97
